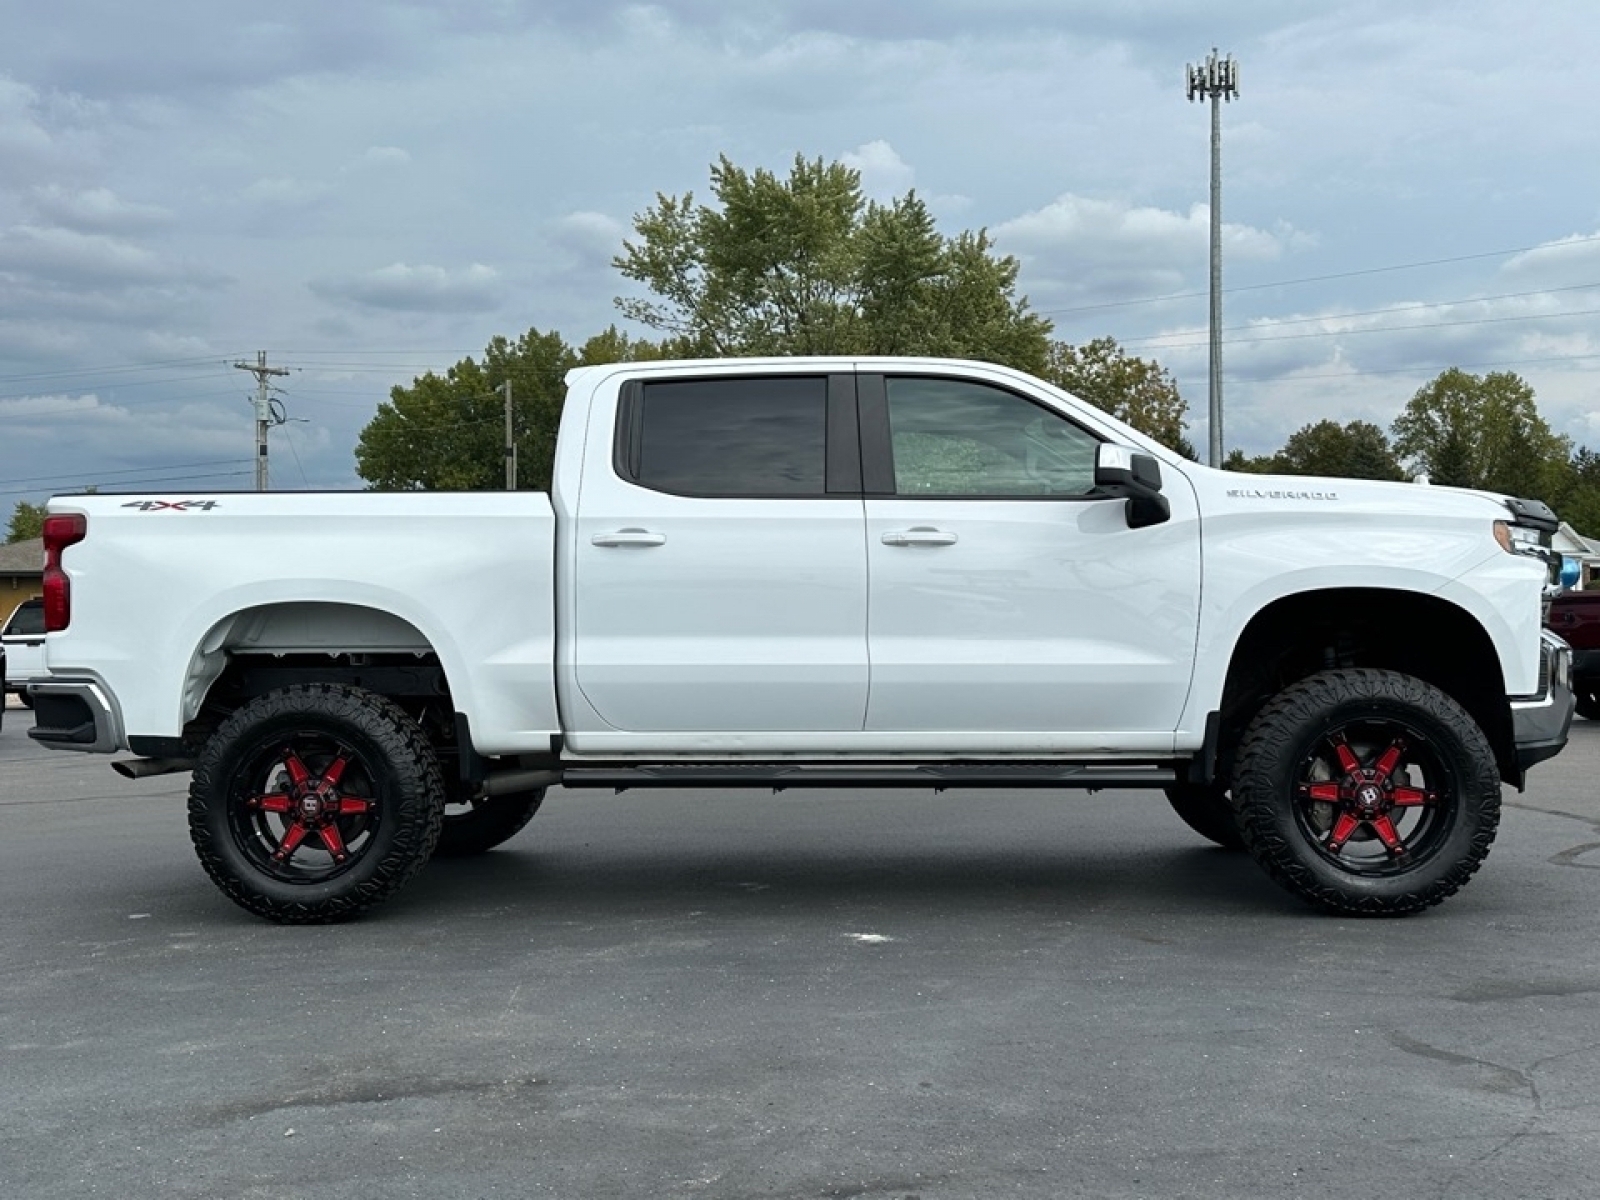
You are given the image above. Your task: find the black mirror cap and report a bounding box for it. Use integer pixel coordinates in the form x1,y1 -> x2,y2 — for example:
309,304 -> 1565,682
1094,444 -> 1164,496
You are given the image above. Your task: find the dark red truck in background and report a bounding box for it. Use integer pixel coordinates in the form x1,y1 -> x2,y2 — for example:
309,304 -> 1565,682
1548,590 -> 1600,718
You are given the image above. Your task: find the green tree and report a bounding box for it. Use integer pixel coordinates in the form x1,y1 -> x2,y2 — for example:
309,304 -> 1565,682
1040,337 -> 1195,456
6,500 -> 45,543
1553,446 -> 1600,537
1392,368 -> 1569,500
1272,419 -> 1405,481
355,326 -> 661,491
1222,448 -> 1276,474
614,153 -> 1052,371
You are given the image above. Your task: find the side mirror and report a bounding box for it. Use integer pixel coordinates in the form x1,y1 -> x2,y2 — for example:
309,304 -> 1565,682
1094,444 -> 1170,529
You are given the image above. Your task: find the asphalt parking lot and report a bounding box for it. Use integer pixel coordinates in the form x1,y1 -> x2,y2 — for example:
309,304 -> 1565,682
2,693 -> 1598,1200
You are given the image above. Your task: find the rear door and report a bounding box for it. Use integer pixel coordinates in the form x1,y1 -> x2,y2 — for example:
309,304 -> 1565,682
571,372 -> 869,733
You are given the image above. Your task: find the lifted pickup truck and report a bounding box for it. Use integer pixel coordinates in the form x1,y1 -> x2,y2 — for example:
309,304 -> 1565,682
28,356 -> 1573,922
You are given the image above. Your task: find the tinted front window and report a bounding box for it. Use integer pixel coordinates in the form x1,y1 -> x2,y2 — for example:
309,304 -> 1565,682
635,377 -> 827,497
886,378 -> 1099,497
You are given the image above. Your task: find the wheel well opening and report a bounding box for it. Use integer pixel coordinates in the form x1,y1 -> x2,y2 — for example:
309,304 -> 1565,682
181,602 -> 464,777
1214,589 -> 1514,785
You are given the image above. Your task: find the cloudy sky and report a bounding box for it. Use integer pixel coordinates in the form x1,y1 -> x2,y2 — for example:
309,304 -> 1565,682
3,0 -> 1599,509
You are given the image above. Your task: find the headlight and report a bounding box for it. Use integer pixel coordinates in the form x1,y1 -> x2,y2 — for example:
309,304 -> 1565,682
1494,520 -> 1564,595
1493,520 -> 1547,556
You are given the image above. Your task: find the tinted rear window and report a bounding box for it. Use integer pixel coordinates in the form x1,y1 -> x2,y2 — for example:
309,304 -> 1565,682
629,377 -> 828,497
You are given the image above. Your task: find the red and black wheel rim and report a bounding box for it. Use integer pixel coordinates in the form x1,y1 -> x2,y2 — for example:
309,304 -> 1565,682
1292,716 -> 1459,877
226,729 -> 383,884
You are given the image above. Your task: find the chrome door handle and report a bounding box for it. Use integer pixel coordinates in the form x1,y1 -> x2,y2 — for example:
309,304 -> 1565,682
880,528 -> 959,547
591,529 -> 667,547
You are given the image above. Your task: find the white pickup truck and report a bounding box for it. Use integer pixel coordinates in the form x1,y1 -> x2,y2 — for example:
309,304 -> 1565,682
28,356 -> 1573,922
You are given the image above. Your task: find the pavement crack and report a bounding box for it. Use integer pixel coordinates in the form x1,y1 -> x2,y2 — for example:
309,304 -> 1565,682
201,1074 -> 547,1124
1385,1030 -> 1532,1097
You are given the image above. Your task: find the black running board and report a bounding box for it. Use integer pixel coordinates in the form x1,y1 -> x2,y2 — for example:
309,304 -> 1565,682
556,762 -> 1180,793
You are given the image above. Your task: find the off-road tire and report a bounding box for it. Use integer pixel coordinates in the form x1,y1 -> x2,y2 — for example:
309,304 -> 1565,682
1164,782 -> 1245,850
434,788 -> 545,857
1231,668 -> 1501,916
188,684 -> 445,923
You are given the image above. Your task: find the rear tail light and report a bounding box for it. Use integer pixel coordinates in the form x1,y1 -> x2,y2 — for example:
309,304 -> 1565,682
42,513 -> 87,632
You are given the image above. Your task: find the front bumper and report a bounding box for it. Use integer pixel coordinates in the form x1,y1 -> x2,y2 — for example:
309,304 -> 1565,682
1510,630 -> 1574,775
26,677 -> 123,754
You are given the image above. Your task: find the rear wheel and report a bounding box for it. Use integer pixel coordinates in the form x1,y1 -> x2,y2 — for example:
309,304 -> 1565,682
1232,669 -> 1500,916
434,788 -> 545,857
188,684 -> 445,923
1164,782 -> 1244,850
18,688 -> 33,708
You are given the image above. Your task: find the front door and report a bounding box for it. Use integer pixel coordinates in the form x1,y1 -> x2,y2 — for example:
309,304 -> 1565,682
861,373 -> 1201,746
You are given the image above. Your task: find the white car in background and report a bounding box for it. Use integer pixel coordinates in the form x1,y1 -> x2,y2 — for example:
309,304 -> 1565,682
2,597 -> 45,708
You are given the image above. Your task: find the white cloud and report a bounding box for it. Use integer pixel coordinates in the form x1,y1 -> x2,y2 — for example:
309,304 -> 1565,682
557,211 -> 626,261
842,139 -> 915,200
29,185 -> 171,233
342,145 -> 411,172
309,262 -> 506,313
240,176 -> 332,210
0,392 -> 102,418
0,224 -> 168,284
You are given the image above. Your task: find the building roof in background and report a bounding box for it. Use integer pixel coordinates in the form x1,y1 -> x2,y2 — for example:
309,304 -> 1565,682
0,539 -> 43,576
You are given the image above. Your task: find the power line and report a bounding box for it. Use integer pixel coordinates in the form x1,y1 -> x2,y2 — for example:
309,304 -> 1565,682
0,458 -> 249,489
0,469 -> 254,498
1126,303 -> 1600,352
1039,232 -> 1600,318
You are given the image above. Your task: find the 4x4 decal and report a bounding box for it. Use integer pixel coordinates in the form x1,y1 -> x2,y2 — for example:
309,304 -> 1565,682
120,500 -> 221,512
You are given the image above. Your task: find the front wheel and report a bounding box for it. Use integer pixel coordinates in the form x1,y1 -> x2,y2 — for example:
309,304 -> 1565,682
1231,669 -> 1501,916
188,684 -> 446,923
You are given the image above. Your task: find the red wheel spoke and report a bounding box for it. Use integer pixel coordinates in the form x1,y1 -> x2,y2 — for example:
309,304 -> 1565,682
1331,737 -> 1362,776
249,792 -> 293,814
321,753 -> 351,788
1371,739 -> 1406,785
317,822 -> 350,862
273,821 -> 310,863
1325,812 -> 1362,852
1390,786 -> 1433,807
282,752 -> 311,787
1369,815 -> 1406,854
1304,782 -> 1342,803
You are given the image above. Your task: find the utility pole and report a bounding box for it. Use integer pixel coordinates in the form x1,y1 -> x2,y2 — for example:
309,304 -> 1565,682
1187,48 -> 1239,468
502,380 -> 516,490
233,351 -> 290,490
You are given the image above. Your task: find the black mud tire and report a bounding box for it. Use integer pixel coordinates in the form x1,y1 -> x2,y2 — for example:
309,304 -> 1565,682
1231,668 -> 1501,917
18,688 -> 33,708
1164,782 -> 1245,850
434,788 -> 546,857
1575,689 -> 1600,721
188,684 -> 445,924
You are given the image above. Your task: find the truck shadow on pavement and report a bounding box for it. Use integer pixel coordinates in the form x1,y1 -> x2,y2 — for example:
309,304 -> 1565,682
403,838 -> 1294,925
